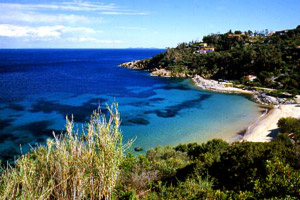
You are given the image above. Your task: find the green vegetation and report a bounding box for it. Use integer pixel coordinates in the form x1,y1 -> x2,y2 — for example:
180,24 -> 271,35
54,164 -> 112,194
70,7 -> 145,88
278,117 -> 300,142
0,104 -> 132,199
0,106 -> 299,199
140,26 -> 300,95
117,139 -> 300,199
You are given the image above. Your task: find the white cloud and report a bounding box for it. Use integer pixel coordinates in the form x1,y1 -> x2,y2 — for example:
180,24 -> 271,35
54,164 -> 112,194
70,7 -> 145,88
0,2 -> 117,12
0,24 -> 98,39
0,1 -> 149,21
0,1 -> 148,47
0,1 -> 148,28
66,37 -> 122,44
0,11 -> 102,24
0,24 -> 30,37
100,11 -> 149,15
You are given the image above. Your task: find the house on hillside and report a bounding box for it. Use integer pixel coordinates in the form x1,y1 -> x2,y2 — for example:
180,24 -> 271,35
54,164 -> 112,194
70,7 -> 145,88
199,43 -> 207,48
245,75 -> 257,81
204,47 -> 215,52
194,47 -> 215,54
194,49 -> 207,54
200,49 -> 207,54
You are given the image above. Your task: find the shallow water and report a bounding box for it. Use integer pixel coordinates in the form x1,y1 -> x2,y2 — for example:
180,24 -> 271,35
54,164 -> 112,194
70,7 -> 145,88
0,49 -> 260,161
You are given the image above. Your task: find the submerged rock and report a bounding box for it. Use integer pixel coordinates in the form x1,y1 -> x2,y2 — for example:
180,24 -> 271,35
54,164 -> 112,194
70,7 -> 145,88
134,147 -> 143,152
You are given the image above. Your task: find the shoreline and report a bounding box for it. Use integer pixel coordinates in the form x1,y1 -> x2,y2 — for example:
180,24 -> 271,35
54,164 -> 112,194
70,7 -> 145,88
242,104 -> 300,142
192,76 -> 300,142
192,75 -> 255,95
120,61 -> 300,142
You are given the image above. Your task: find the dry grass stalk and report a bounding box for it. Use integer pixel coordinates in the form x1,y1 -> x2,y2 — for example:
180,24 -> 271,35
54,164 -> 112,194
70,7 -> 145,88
0,103 -> 132,200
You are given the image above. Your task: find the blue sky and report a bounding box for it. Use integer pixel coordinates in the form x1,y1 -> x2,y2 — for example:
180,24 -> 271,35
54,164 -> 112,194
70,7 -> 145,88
0,0 -> 299,48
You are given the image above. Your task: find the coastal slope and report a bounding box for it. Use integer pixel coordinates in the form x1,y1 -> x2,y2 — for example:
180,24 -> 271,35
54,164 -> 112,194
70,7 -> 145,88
120,26 -> 300,143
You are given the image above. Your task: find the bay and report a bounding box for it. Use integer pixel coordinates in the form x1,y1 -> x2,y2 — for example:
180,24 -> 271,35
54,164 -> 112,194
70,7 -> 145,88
0,49 -> 260,161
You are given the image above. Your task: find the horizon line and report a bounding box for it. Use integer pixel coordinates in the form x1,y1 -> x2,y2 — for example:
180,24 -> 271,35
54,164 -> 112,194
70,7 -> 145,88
0,47 -> 167,50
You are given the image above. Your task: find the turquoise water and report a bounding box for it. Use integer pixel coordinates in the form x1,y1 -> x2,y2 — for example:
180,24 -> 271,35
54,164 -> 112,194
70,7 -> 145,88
120,79 -> 261,150
0,49 -> 260,161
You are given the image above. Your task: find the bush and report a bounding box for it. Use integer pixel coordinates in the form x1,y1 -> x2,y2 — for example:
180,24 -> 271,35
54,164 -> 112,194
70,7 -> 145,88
175,139 -> 229,160
0,103 -> 132,199
117,153 -> 159,199
146,146 -> 190,178
117,139 -> 300,199
254,158 -> 300,199
209,142 -> 271,191
116,146 -> 190,199
153,175 -> 213,199
277,117 -> 300,134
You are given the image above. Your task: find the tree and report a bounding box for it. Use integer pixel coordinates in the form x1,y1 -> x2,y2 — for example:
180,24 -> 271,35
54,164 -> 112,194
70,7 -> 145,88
277,117 -> 300,142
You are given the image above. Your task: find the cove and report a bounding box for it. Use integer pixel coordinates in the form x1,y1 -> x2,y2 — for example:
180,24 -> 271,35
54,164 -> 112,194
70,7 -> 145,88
0,49 -> 260,161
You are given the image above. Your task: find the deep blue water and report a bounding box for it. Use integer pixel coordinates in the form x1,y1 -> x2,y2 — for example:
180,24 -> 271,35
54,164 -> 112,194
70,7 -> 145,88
0,49 -> 260,161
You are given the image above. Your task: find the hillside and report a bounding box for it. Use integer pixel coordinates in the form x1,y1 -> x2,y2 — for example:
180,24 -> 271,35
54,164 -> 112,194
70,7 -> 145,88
127,26 -> 300,96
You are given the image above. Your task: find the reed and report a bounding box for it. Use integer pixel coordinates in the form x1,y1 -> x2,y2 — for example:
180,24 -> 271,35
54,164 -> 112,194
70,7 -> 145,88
0,103 -> 131,199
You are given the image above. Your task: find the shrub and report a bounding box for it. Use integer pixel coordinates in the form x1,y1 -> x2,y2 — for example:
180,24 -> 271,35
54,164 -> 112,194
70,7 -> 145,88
175,139 -> 229,160
0,103 -> 132,199
254,158 -> 300,199
116,146 -> 190,199
117,139 -> 300,199
209,142 -> 271,191
146,146 -> 190,178
277,117 -> 300,134
117,154 -> 159,199
153,175 -> 213,200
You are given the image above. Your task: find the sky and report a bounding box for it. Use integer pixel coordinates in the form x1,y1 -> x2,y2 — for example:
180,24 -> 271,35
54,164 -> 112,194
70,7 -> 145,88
0,0 -> 299,48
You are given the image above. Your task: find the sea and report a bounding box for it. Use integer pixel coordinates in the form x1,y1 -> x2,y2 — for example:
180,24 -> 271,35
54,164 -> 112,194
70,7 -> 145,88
0,49 -> 261,161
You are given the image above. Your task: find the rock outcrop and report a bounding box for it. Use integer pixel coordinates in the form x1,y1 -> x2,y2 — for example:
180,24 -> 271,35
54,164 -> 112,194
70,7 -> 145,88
253,92 -> 295,105
121,60 -> 189,78
120,60 -> 146,70
192,75 -> 253,94
150,68 -> 190,77
193,75 -> 228,90
150,68 -> 172,77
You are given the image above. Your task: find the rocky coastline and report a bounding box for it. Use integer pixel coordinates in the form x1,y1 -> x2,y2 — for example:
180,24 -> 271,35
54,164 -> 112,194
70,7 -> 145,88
252,92 -> 295,105
120,59 -> 300,143
120,60 -> 189,78
120,60 -> 148,70
192,75 -> 254,95
120,60 -> 298,106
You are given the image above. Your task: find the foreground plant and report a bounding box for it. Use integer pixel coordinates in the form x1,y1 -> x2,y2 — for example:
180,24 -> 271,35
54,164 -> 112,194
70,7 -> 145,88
0,103 -> 131,199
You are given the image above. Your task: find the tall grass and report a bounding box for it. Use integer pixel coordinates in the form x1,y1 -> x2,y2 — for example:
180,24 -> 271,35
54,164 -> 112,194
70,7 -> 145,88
0,103 -> 131,199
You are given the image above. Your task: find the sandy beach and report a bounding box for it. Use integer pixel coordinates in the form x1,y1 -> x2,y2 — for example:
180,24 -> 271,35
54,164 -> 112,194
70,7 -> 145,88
243,105 -> 300,142
192,75 -> 300,142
